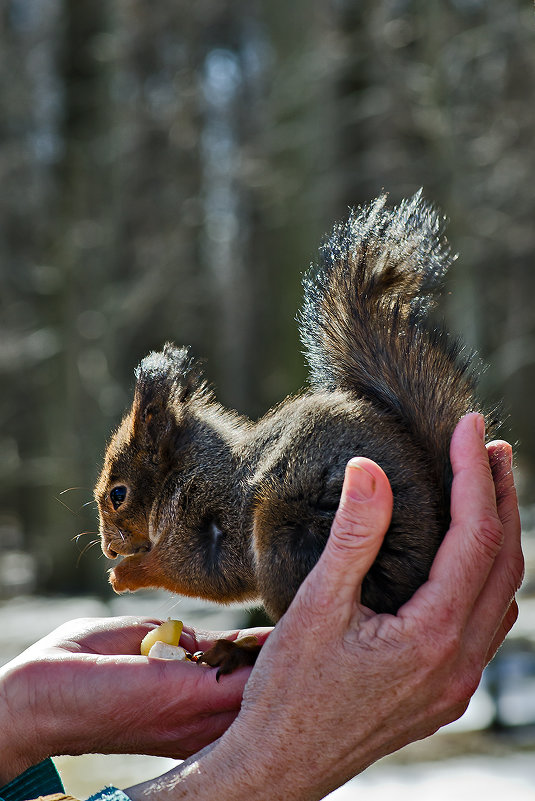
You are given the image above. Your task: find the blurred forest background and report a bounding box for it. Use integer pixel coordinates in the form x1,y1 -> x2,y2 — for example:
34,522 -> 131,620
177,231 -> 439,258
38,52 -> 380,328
0,0 -> 534,598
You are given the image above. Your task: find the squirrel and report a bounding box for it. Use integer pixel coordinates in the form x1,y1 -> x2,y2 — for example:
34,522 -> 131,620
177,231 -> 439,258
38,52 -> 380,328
95,191 -> 485,675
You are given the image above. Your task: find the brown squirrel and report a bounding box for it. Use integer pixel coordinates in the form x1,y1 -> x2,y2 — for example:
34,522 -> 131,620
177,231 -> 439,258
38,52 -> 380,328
95,192 -> 484,675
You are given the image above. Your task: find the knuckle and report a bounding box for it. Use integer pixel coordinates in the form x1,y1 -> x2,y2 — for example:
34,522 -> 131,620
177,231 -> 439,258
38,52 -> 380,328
470,517 -> 504,561
438,630 -> 462,664
505,600 -> 520,630
423,627 -> 461,669
496,602 -> 519,645
509,552 -> 526,591
404,616 -> 458,668
502,561 -> 525,602
451,668 -> 481,706
449,646 -> 485,705
330,511 -> 370,550
409,605 -> 465,668
414,598 -> 457,647
292,570 -> 335,622
334,499 -> 365,528
52,617 -> 90,638
442,699 -> 471,727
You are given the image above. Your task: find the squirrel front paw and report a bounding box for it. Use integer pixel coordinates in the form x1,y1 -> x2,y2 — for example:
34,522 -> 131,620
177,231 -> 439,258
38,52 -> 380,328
198,635 -> 261,680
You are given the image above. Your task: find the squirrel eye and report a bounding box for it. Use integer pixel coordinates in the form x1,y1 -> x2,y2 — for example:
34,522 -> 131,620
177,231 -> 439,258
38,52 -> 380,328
110,485 -> 127,510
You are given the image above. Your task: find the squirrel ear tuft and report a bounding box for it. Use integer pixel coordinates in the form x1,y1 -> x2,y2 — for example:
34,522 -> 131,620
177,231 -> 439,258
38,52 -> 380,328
132,343 -> 205,449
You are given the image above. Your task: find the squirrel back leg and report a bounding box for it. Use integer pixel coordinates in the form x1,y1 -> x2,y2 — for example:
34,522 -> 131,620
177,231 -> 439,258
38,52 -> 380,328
197,484 -> 334,677
252,479 -> 334,622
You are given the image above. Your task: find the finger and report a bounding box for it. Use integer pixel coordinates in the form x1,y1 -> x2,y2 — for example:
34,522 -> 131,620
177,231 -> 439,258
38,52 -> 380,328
487,440 -> 522,565
487,441 -> 523,589
49,651 -> 250,717
408,414 -> 502,628
465,440 -> 524,654
157,710 -> 240,759
485,599 -> 519,664
43,655 -> 249,759
42,616 -> 164,656
91,618 -> 163,654
449,414 -> 498,532
295,457 -> 393,626
165,657 -> 252,705
180,626 -> 273,654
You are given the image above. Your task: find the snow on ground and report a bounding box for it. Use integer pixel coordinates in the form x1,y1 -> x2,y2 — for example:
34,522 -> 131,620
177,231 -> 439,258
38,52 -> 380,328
54,751 -> 535,801
327,753 -> 535,801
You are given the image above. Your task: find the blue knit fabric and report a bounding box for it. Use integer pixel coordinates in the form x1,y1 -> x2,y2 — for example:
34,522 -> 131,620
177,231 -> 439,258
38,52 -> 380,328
0,759 -> 131,801
0,758 -> 63,801
86,788 -> 131,801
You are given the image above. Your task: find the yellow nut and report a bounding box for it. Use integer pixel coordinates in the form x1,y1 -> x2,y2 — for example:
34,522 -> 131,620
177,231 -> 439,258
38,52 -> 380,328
140,619 -> 183,656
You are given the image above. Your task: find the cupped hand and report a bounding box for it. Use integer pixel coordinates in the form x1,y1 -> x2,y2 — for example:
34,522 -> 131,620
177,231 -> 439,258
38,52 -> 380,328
0,616 -> 269,784
197,413 -> 523,801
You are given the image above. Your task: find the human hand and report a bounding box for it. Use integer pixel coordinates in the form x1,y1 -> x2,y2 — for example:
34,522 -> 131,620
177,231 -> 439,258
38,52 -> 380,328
0,616 -> 270,784
138,413 -> 522,801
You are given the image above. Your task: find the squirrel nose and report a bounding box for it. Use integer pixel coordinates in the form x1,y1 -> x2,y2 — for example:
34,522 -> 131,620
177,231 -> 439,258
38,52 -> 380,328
102,534 -> 151,559
103,543 -> 118,559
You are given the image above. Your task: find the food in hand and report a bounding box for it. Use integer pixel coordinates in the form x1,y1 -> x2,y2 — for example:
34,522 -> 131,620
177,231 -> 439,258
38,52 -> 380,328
147,641 -> 188,660
140,619 -> 183,656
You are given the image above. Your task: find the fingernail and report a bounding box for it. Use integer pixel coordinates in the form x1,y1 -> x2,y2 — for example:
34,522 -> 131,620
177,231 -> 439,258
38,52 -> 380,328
493,443 -> 513,470
346,459 -> 376,500
474,413 -> 485,441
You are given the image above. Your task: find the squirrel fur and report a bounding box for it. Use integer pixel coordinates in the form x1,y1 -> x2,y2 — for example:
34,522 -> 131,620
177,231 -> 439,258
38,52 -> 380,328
95,192 -> 484,666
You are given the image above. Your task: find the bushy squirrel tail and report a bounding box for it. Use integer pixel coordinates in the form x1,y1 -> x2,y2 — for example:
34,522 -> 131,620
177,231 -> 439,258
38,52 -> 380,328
299,191 -> 480,493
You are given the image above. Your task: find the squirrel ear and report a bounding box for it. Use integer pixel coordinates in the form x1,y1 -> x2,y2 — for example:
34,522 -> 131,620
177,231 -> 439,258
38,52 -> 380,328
132,343 -> 205,452
131,388 -> 175,456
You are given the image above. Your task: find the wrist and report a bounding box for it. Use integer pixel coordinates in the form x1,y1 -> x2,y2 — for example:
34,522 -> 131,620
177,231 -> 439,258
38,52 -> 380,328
210,724 -> 320,801
0,662 -> 49,784
125,734 -> 273,801
192,708 -> 375,801
125,723 -> 300,801
193,732 -> 274,801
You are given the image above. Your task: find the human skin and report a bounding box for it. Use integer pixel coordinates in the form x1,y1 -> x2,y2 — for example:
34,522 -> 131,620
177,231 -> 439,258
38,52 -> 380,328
0,414 -> 523,798
0,618 -> 269,784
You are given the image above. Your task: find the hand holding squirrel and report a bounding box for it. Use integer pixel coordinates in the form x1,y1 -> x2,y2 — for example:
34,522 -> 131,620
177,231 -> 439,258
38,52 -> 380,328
125,416 -> 523,801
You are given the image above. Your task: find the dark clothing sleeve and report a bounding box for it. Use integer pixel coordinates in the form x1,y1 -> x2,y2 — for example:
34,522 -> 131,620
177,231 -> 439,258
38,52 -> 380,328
0,759 -> 131,801
0,759 -> 63,801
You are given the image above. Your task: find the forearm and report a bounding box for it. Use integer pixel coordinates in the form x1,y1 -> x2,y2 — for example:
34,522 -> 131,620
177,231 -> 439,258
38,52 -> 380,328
0,657 -> 107,785
124,722 -> 367,801
124,741 -> 248,801
0,663 -> 47,784
125,734 -> 280,801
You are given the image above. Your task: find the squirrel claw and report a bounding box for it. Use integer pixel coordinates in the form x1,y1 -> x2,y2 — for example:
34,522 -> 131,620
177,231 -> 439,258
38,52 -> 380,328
198,635 -> 261,677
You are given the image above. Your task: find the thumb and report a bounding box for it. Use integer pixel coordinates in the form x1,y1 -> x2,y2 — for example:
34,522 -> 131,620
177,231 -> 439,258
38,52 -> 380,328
298,457 -> 393,621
